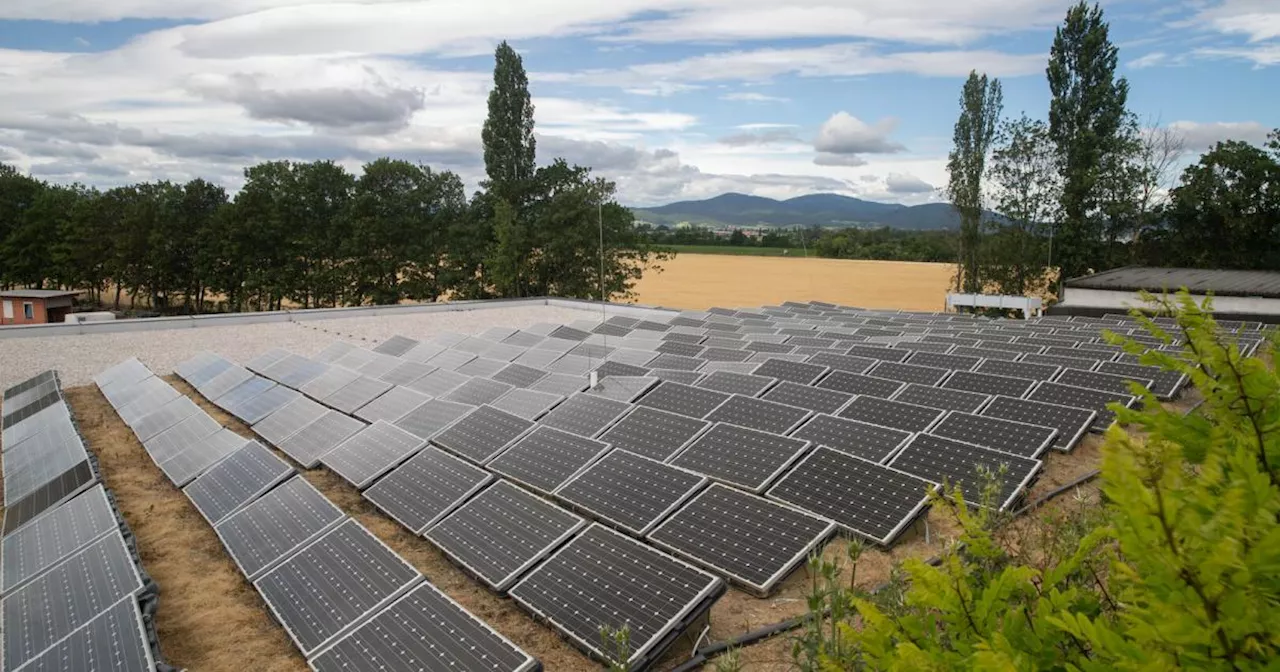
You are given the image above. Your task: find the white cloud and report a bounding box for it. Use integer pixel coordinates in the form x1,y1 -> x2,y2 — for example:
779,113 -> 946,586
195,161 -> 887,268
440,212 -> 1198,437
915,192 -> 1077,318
813,153 -> 869,167
1169,120 -> 1273,151
1190,0 -> 1280,43
1129,51 -> 1168,69
1195,44 -> 1280,67
717,128 -> 802,146
813,112 -> 904,155
721,92 -> 788,103
885,172 -> 935,194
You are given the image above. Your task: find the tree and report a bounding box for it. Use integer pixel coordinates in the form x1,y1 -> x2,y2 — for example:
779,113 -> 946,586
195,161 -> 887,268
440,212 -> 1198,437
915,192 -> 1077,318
985,115 -> 1059,297
793,291 -> 1280,670
0,165 -> 48,288
482,41 -> 537,208
945,71 -> 1003,293
728,229 -> 748,246
1162,139 -> 1280,270
1047,1 -> 1131,284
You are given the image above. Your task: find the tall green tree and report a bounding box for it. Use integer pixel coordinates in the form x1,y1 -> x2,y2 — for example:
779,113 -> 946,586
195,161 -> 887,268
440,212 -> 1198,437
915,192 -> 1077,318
0,164 -> 47,288
1047,1 -> 1130,284
945,71 -> 1003,293
985,115 -> 1058,297
482,41 -> 537,208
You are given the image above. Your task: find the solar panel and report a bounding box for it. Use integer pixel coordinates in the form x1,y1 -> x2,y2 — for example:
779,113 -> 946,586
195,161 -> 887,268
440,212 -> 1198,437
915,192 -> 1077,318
402,341 -> 446,363
486,426 -> 611,496
632,381 -> 727,421
246,348 -> 291,374
314,341 -> 357,363
332,348 -> 378,371
889,433 -> 1040,511
2,460 -> 97,536
348,385 -> 425,425
321,420 -> 427,490
1,485 -> 115,593
363,446 -> 494,534
695,371 -> 776,397
1021,351 -> 1103,371
590,360 -> 649,382
93,358 -> 150,391
551,448 -> 704,539
323,376 -> 393,414
297,365 -> 358,402
1096,361 -> 1187,400
251,396 -> 328,446
975,358 -> 1062,382
537,393 -> 631,438
359,353 -> 407,380
0,530 -> 144,671
902,350 -> 980,371
647,483 -> 834,596
1027,382 -> 1135,432
929,411 -> 1056,460
893,383 -> 991,414
431,405 -> 533,464
530,336 -> 577,354
234,384 -> 302,426
490,362 -> 550,389
394,398 -> 473,440
805,351 -> 876,374
486,387 -> 562,421
838,395 -> 943,433
669,423 -> 810,494
816,370 -> 905,399
255,518 -> 422,658
457,357 -> 510,378
752,358 -> 828,385
159,428 -> 252,487
379,360 -> 436,387
586,375 -> 659,403
184,440 -> 296,526
372,335 -> 419,357
704,394 -> 811,435
845,345 -> 910,362
866,361 -> 951,387
951,346 -> 1020,361
425,480 -> 585,593
647,353 -> 705,372
15,595 -> 155,672
942,370 -> 1037,399
202,366 -> 257,402
102,375 -> 162,410
509,524 -> 723,670
634,319 -> 672,332
647,368 -> 706,385
2,418 -> 88,507
788,413 -> 911,463
213,376 -> 277,417
214,475 -> 345,581
549,325 -> 591,341
2,385 -> 61,426
425,349 -> 478,372
980,395 -> 1095,452
608,347 -> 659,367
406,368 -> 471,397
4,371 -> 55,401
276,411 -> 365,468
184,357 -> 236,390
442,377 -> 515,407
755,381 -> 849,415
976,340 -> 1044,355
309,581 -> 538,672
528,372 -> 589,396
1055,368 -> 1154,396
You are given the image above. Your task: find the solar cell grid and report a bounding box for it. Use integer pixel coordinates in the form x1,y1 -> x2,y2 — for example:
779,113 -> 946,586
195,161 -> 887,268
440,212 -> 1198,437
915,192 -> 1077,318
236,384 -> 302,426
502,330 -> 546,348
867,360 -> 951,386
215,475 -> 345,580
2,461 -> 97,536
647,353 -> 705,371
942,370 -> 1037,399
452,337 -> 495,355
893,383 -> 992,414
704,394 -> 811,435
254,518 -> 422,657
14,595 -> 154,672
636,380 -> 729,418
379,360 -> 435,387
889,433 -> 1040,511
322,420 -> 427,489
144,411 -> 222,464
363,446 -> 494,534
788,413 -> 910,463
929,411 -> 1056,459
669,422 -> 810,493
118,384 -> 184,428
442,377 -> 515,407
5,371 -> 55,401
976,340 -> 1044,355
2,420 -> 88,507
1,485 -> 116,593
425,349 -> 478,371
491,362 -> 550,388
607,347 -> 659,367
845,345 -> 910,362
1028,381 -> 1135,432
647,368 -> 706,385
405,368 -> 471,397
372,334 -> 419,357
511,525 -> 723,669
745,340 -> 797,354
586,376 -> 658,404
597,406 -> 708,462
980,396 -> 1094,452
547,354 -> 596,376
537,392 -> 630,438
634,319 -> 673,332
903,350 -> 981,371
976,358 -> 1062,382
251,396 -> 328,447
951,346 -> 1021,361
893,341 -> 954,354
839,395 -> 943,433
487,426 -> 610,495
695,370 -> 777,397
1055,368 -> 1153,396
1020,352 -> 1103,371
357,353 -> 403,380
298,366 -> 360,402
591,322 -> 631,337
159,427 -> 251,487
457,357 -> 510,378
183,440 -> 295,525
530,337 -> 577,354
332,348 -> 378,371
2,381 -> 60,423
1096,360 -> 1186,400
0,531 -> 144,671
402,341 -> 447,363
213,376 -> 276,415
816,370 -> 905,399
276,411 -> 366,468
309,582 -> 539,672
751,357 -> 829,385
93,358 -> 151,391
805,351 -> 877,374
102,374 -> 162,410
273,356 -> 331,390
426,480 -> 585,593
592,360 -> 650,380
431,405 -> 533,464
489,388 -> 564,421
528,372 -> 589,396
353,385 -> 429,424
322,376 -> 393,414
482,341 -> 533,363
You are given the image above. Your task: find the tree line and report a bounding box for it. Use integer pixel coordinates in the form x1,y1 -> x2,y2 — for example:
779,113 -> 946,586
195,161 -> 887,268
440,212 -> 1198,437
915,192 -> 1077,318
947,1 -> 1280,298
641,223 -> 959,263
0,43 -> 663,313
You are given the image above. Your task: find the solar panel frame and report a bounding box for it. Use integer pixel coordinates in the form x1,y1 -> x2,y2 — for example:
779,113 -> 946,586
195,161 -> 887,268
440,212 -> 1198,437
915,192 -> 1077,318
930,410 -> 1057,460
527,372 -> 589,397
442,377 -> 515,407
378,360 -> 436,387
275,411 -> 366,469
537,393 -> 632,439
838,395 -> 944,433
2,418 -> 89,507
307,581 -> 539,672
1096,360 -> 1187,400
214,475 -> 346,581
751,358 -> 829,385
425,480 -> 586,593
892,383 -> 992,414
183,440 -> 296,526
975,358 -> 1063,382
888,433 -> 1041,511
235,384 -> 303,426
586,375 -> 659,404
2,460 -> 98,536
703,394 -> 812,435
362,446 -> 495,535
158,428 -> 252,487
508,524 -> 724,671
254,518 -> 423,658
489,388 -> 565,421
1027,381 -> 1136,432
321,376 -> 394,414
491,362 -> 551,389
980,395 -> 1095,452
321,420 -> 427,490
788,413 -> 912,464
431,405 -> 535,464
942,370 -> 1038,399
815,370 -> 905,399
251,396 -> 329,446
1055,368 -> 1154,396
669,422 -> 812,494
0,485 -> 116,594
867,361 -> 951,387
695,371 -> 777,397
646,483 -> 835,596
12,595 -> 155,672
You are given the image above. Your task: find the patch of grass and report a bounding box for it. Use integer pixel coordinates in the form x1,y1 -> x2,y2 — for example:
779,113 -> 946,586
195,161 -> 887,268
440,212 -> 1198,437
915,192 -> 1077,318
667,245 -> 799,257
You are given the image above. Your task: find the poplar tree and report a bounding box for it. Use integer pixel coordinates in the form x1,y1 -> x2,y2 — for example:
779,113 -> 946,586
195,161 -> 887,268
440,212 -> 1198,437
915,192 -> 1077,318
945,71 -> 1002,294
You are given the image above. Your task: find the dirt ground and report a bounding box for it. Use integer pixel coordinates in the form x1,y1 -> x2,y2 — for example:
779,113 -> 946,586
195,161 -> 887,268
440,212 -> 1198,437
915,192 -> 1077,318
632,255 -> 956,312
37,373 -> 1142,672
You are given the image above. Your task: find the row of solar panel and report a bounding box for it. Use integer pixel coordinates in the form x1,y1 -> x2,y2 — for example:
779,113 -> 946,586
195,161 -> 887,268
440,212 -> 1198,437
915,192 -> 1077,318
1,371 -> 158,672
174,353 -> 734,671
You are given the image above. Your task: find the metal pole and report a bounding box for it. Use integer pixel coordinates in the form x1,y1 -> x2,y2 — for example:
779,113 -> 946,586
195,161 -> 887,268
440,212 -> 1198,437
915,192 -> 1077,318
598,200 -> 606,303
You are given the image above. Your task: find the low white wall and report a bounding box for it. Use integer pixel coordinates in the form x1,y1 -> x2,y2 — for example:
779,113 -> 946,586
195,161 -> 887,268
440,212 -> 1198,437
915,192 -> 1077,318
1059,288 -> 1280,315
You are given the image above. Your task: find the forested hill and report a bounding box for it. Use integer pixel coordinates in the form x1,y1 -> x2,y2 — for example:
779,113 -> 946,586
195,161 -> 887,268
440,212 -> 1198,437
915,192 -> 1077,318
632,193 -> 980,230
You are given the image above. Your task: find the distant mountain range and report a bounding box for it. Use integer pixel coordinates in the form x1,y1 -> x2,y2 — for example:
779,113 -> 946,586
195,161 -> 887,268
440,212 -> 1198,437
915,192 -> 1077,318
632,193 -> 978,230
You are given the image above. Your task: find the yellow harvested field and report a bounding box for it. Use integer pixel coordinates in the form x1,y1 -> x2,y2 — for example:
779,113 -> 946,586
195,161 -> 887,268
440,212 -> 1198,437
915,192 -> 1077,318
632,254 -> 956,311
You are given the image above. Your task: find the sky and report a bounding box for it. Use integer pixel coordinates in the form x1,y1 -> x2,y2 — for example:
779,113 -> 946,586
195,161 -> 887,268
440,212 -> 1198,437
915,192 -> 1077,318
0,1 -> 1276,207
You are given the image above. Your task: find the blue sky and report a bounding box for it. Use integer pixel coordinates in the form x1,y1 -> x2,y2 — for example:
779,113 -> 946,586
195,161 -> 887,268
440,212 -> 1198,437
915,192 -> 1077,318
0,1 -> 1275,207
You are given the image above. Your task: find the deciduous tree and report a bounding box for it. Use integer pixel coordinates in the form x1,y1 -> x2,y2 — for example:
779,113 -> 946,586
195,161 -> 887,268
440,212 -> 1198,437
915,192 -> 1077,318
946,71 -> 1003,293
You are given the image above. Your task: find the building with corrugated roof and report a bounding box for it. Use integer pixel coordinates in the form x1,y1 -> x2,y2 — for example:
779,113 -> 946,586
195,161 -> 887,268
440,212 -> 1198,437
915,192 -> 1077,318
1052,266 -> 1280,322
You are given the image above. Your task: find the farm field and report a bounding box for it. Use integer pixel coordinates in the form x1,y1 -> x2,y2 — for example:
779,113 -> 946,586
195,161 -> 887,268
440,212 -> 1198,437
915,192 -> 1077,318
633,253 -> 956,312
665,245 -> 793,256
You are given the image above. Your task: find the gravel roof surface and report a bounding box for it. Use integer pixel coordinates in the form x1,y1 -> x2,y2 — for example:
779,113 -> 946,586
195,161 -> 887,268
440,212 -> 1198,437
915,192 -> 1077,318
0,305 -> 609,390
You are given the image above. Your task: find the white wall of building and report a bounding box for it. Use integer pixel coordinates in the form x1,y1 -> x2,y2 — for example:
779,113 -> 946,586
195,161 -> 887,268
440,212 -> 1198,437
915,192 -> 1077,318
1060,288 -> 1280,316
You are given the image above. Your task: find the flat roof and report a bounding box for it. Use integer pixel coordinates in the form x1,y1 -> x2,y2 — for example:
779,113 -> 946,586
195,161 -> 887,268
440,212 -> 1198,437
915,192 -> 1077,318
1065,267 -> 1280,299
0,289 -> 82,299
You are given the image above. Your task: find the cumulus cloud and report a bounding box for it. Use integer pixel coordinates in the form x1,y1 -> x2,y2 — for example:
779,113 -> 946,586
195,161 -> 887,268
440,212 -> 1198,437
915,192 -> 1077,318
813,153 -> 868,167
1169,120 -> 1273,151
885,172 -> 935,194
813,112 -> 905,158
200,74 -> 425,133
